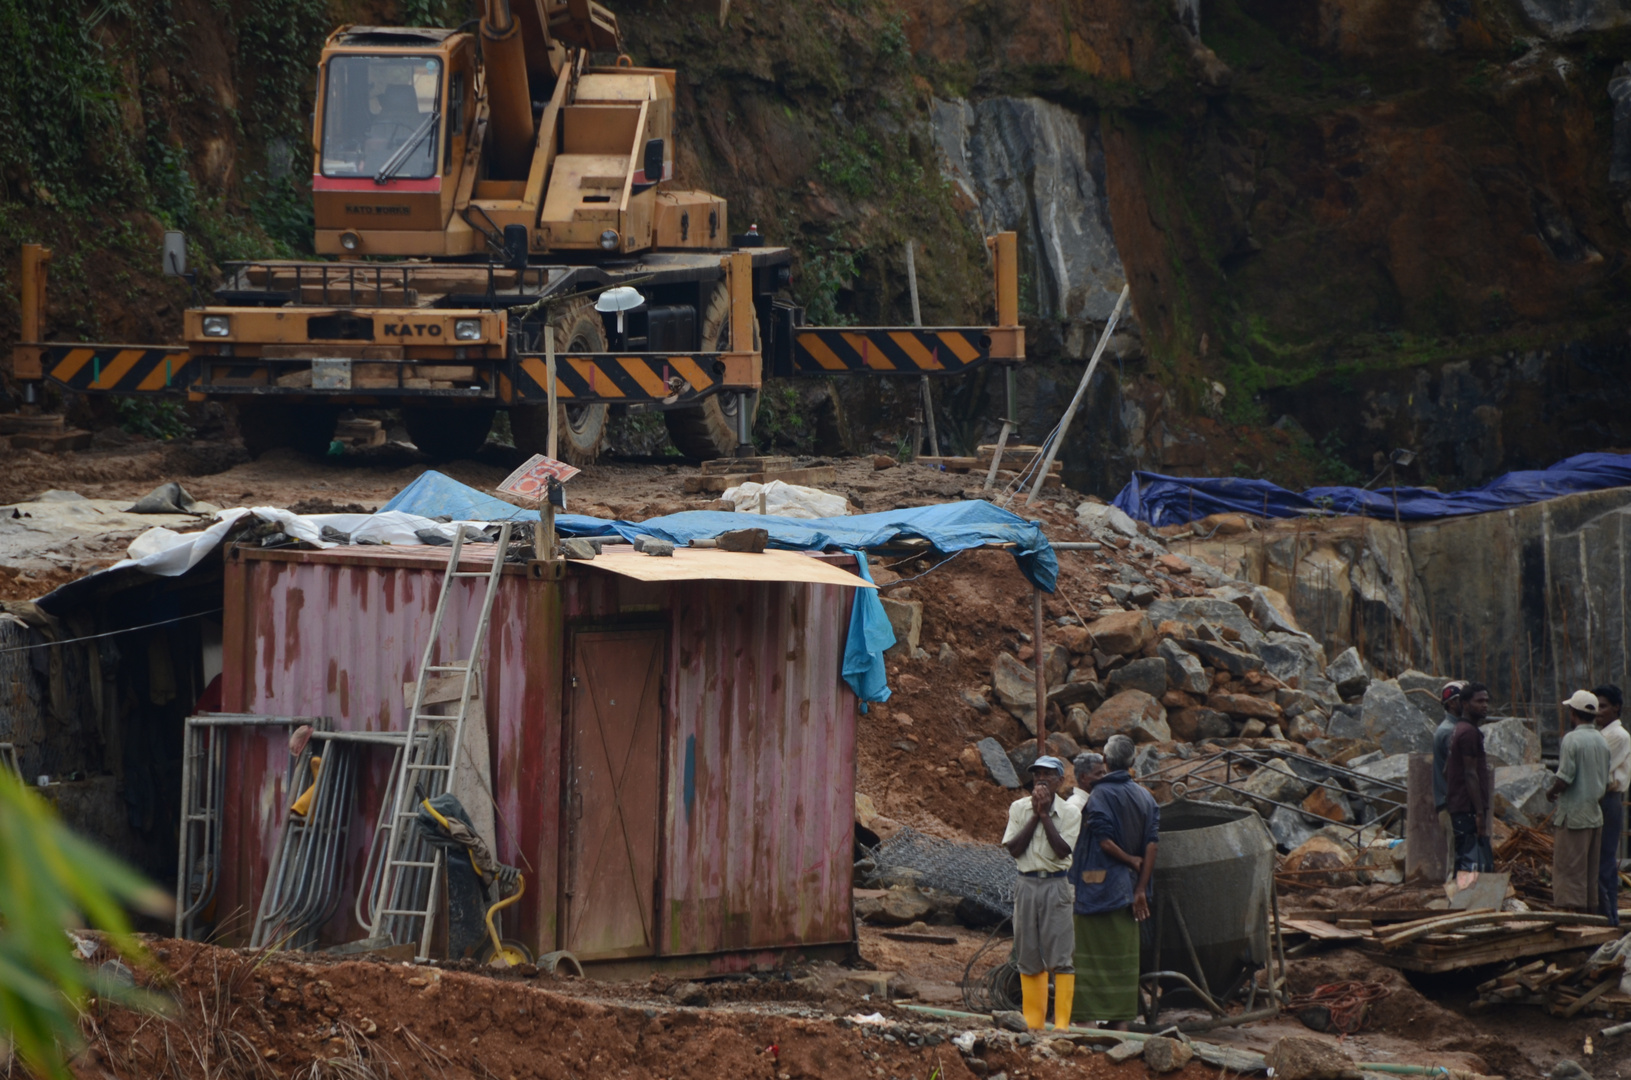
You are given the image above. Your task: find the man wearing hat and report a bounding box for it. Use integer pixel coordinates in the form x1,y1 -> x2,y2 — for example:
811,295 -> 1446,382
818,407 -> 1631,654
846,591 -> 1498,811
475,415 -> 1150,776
1431,680 -> 1469,879
1445,682 -> 1495,875
1001,754 -> 1081,1030
1548,691 -> 1613,912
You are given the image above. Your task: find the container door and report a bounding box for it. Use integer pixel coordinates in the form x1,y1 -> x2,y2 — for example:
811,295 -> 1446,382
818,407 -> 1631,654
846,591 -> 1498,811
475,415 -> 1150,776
563,628 -> 664,958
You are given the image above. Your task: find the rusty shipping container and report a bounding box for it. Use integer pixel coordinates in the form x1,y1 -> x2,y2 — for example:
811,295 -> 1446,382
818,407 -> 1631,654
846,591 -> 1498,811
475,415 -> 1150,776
213,542 -> 862,975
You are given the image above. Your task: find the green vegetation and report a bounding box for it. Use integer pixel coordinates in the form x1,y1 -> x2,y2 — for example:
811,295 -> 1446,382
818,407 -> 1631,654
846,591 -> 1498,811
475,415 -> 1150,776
0,770 -> 168,1079
114,396 -> 193,440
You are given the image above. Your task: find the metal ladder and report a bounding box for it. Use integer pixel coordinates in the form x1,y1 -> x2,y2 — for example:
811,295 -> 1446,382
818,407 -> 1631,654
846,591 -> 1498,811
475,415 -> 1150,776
369,523 -> 512,958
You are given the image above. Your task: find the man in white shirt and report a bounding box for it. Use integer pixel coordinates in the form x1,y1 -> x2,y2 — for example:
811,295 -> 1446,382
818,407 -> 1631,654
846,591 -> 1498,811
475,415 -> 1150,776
1595,685 -> 1630,926
1068,752 -> 1106,812
1002,755 -> 1083,1030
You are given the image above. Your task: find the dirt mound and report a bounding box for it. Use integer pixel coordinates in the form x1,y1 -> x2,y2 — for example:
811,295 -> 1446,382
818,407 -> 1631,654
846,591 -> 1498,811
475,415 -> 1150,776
1285,950 -> 1461,1046
83,939 -> 1215,1080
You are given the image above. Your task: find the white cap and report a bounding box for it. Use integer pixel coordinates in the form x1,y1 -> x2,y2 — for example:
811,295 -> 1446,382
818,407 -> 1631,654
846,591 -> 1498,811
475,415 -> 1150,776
1562,689 -> 1600,714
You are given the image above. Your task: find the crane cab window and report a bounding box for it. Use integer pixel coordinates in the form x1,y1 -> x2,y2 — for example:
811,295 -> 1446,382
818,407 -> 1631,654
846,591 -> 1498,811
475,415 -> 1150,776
321,55 -> 443,180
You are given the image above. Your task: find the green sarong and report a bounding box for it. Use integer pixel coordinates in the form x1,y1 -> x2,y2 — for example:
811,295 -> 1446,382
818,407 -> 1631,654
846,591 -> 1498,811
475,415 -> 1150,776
1072,908 -> 1139,1023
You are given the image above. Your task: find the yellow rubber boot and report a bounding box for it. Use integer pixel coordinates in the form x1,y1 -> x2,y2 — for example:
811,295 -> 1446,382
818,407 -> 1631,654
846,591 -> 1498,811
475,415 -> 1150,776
1019,971 -> 1048,1030
1051,973 -> 1075,1031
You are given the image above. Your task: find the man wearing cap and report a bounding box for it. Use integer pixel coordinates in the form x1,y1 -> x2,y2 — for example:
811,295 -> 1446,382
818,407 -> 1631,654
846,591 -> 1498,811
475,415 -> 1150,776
1548,691 -> 1613,912
1445,683 -> 1495,875
1432,681 -> 1469,880
1070,734 -> 1159,1029
1001,755 -> 1082,1030
1594,685 -> 1629,926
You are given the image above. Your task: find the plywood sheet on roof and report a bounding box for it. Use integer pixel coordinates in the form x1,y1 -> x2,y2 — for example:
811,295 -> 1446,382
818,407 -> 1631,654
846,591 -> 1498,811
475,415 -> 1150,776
585,547 -> 873,588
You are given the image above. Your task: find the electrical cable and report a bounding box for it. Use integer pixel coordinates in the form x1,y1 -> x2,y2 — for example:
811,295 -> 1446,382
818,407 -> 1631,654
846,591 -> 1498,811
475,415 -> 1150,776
0,608 -> 223,655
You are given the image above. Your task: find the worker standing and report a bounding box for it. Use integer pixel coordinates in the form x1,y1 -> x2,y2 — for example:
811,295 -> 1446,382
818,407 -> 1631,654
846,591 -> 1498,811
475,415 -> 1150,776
1445,683 -> 1494,875
1001,756 -> 1081,1031
1068,752 -> 1107,812
1592,685 -> 1629,926
1548,691 -> 1613,913
1431,681 -> 1469,880
1070,734 -> 1158,1029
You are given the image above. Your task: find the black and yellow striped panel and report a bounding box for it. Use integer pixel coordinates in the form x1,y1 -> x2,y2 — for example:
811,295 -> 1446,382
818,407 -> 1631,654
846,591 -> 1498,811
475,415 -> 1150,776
44,345 -> 194,392
792,328 -> 991,374
510,353 -> 722,403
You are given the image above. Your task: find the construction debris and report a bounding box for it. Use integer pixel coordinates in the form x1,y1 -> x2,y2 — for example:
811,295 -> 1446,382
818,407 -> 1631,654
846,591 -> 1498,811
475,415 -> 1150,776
1474,931 -> 1631,1017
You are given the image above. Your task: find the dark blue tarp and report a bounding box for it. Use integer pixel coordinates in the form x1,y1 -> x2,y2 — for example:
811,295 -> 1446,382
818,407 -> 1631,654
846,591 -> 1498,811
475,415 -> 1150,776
1113,452 -> 1631,527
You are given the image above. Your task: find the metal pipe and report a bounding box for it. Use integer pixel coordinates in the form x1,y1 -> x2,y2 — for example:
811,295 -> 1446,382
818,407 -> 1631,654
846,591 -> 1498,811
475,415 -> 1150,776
481,0 -> 536,180
1034,587 -> 1046,756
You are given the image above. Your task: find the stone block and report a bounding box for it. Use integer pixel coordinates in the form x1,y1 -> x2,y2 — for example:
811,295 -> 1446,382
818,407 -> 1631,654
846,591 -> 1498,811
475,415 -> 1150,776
1085,609 -> 1151,656
1325,647 -> 1369,698
1207,692 -> 1281,721
975,737 -> 1020,789
1404,688 -> 1443,719
1269,805 -> 1322,852
1495,764 -> 1556,826
1283,835 -> 1356,886
1241,758 -> 1310,813
1359,680 -> 1435,756
1250,587 -> 1303,635
991,651 -> 1039,732
1301,785 -> 1354,823
1142,1037 -> 1193,1073
1159,638 -> 1210,694
1043,643 -> 1070,688
1145,597 -> 1265,649
1066,704 -> 1092,744
961,689 -> 992,714
1088,690 -> 1171,745
1267,1035 -> 1354,1080
1077,501 -> 1140,538
1396,669 -> 1448,696
881,598 -> 924,659
561,538 -> 599,559
1170,707 -> 1233,743
1105,1041 -> 1144,1064
1240,718 -> 1267,738
1183,637 -> 1265,677
1302,675 -> 1341,704
1484,717 -> 1541,767
1109,656 -> 1170,698
1326,704 -> 1363,740
1059,624 -> 1092,653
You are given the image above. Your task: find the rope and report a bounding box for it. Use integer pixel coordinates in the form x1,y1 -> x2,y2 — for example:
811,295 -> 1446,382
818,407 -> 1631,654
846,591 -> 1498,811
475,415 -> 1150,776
1284,980 -> 1391,1034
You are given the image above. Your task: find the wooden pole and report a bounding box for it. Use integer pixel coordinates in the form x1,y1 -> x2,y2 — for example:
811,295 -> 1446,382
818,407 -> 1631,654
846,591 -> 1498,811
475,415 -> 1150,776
546,325 -> 558,461
1034,586 -> 1047,756
905,240 -> 939,458
1025,283 -> 1130,506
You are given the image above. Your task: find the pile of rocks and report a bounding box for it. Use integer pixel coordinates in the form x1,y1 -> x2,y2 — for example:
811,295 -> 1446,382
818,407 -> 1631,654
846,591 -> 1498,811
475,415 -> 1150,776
963,499 -> 1554,863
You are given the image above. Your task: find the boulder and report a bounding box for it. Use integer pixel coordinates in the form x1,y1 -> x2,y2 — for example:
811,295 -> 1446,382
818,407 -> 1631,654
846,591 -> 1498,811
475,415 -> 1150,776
1145,597 -> 1264,650
1356,840 -> 1406,885
1325,647 -> 1369,699
1326,704 -> 1363,741
1275,688 -> 1318,718
961,689 -> 992,714
1132,744 -> 1173,779
1260,633 -> 1325,688
1085,609 -> 1151,656
1010,733 -> 1082,775
1159,638 -> 1211,694
1266,1035 -> 1354,1080
1059,624 -> 1093,653
991,651 -> 1039,732
1495,764 -> 1556,827
1301,786 -> 1354,823
1287,712 -> 1325,744
1283,835 -> 1356,886
1250,587 -> 1303,635
1301,675 -> 1341,704
1304,738 -> 1379,764
975,737 -> 1021,789
1076,501 -> 1140,538
1240,759 -> 1310,813
865,886 -> 935,926
1109,656 -> 1170,698
1240,718 -> 1267,738
1207,692 -> 1281,721
1269,805 -> 1322,852
1142,1037 -> 1193,1073
1353,753 -> 1411,818
881,598 -> 923,659
1396,669 -> 1448,697
1043,643 -> 1070,688
1105,1040 -> 1144,1064
1404,688 -> 1443,719
1170,707 -> 1234,743
1048,679 -> 1106,712
1358,680 -> 1435,756
1088,690 -> 1171,745
1484,717 -> 1541,767
1183,637 -> 1265,677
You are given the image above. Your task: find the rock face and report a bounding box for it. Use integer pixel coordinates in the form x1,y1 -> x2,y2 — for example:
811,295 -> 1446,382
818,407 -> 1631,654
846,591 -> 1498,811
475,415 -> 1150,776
1358,680 -> 1435,755
932,96 -> 1126,329
1088,690 -> 1171,744
1483,717 -> 1541,767
1108,656 -> 1169,698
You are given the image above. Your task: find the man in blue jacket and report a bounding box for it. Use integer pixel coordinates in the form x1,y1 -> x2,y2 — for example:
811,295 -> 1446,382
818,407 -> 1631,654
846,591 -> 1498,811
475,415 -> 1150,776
1070,734 -> 1158,1027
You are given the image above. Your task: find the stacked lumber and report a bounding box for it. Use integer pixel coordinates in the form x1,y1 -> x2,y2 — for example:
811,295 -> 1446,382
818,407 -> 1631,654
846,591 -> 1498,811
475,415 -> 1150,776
1474,948 -> 1631,1018
1494,826 -> 1555,905
680,456 -> 837,494
1355,910 -> 1619,974
915,444 -> 1063,490
0,414 -> 90,452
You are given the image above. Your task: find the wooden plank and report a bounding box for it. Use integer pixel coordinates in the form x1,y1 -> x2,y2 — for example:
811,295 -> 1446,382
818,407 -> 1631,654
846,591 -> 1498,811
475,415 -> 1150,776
699,455 -> 792,475
1278,918 -> 1366,941
681,466 -> 837,494
1561,977 -> 1618,1018
0,414 -> 65,434
1365,926 -> 1619,973
1283,908 -> 1446,924
585,547 -> 875,588
880,931 -> 959,945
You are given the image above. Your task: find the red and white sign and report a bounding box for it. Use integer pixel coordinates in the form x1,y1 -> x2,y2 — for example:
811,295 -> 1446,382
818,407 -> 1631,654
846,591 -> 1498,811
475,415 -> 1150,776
497,454 -> 580,499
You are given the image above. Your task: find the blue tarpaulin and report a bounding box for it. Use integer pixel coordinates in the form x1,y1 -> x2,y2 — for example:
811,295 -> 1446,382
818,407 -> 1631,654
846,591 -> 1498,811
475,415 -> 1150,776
1113,452 -> 1631,528
379,471 -> 1057,703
